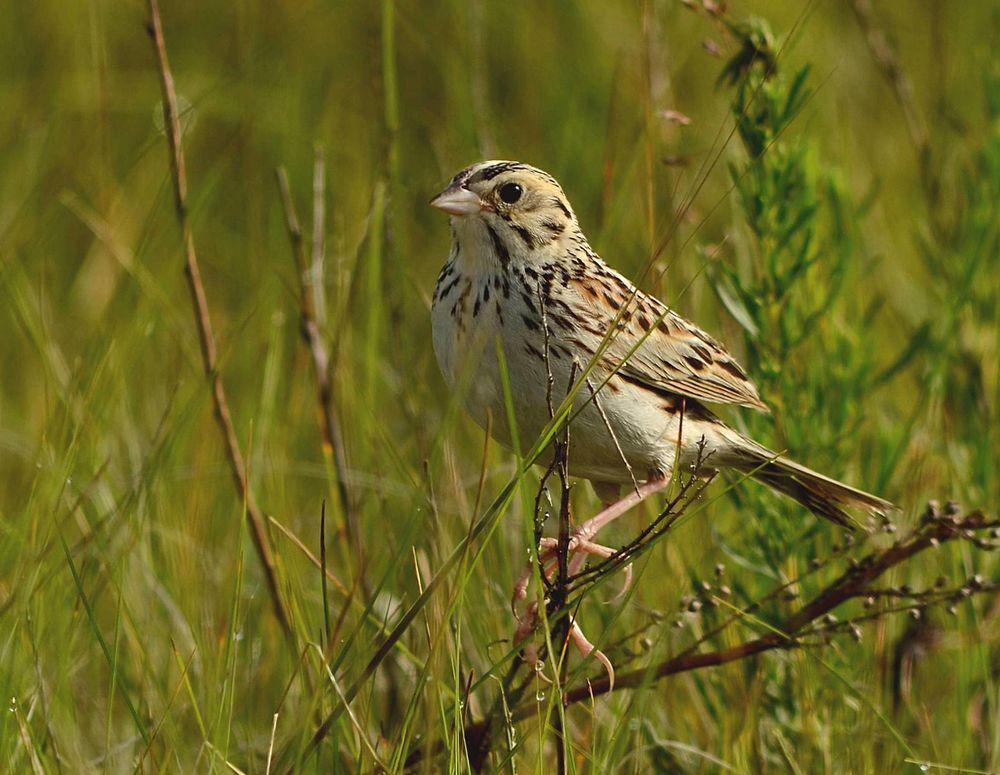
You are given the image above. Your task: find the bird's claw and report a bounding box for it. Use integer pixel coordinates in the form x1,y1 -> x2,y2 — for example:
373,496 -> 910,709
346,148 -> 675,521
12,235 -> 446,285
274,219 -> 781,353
510,477 -> 671,687
569,618 -> 614,690
512,535 -> 624,688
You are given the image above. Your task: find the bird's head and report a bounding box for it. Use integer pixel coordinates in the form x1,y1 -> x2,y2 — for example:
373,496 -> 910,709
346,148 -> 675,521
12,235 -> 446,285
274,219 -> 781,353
430,161 -> 578,269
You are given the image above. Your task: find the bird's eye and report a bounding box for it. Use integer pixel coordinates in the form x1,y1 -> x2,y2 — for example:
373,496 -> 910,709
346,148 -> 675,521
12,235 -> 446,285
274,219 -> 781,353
498,182 -> 523,204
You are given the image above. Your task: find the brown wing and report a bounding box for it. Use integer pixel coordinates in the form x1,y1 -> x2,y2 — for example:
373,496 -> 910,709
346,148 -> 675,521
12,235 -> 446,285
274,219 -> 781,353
616,305 -> 769,411
566,264 -> 769,412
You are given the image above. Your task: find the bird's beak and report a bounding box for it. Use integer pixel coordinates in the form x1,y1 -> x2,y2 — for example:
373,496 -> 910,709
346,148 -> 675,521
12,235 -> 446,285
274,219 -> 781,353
429,185 -> 483,216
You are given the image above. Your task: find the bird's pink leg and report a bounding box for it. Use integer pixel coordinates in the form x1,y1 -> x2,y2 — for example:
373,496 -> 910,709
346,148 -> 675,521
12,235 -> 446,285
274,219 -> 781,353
573,474 -> 672,545
511,474 -> 670,667
563,473 -> 670,599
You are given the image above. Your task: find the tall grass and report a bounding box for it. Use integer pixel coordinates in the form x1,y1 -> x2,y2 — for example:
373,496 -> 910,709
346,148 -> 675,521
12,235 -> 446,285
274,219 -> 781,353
0,1 -> 997,772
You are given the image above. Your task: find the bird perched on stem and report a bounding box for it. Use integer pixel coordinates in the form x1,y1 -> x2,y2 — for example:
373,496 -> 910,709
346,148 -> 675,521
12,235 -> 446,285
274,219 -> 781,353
429,160 -> 893,534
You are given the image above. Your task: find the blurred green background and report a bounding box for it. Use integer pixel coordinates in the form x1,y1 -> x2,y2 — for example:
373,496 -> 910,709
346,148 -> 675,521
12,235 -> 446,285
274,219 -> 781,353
1,0 -> 997,771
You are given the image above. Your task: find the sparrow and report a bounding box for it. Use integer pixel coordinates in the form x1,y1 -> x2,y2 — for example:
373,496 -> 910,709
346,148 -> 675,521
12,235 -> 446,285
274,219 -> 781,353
429,160 -> 893,530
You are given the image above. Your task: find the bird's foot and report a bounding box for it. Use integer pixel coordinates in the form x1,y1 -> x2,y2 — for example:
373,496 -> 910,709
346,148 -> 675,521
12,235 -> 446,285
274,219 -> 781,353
513,600 -> 615,691
510,475 -> 672,684
511,535 -> 632,615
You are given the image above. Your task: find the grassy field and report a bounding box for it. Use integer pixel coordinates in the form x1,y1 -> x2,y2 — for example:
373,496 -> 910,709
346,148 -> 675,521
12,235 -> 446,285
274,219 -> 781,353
1,0 -> 998,772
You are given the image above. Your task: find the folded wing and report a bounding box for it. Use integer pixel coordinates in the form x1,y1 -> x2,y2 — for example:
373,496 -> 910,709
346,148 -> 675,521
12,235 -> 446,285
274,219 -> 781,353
566,266 -> 769,412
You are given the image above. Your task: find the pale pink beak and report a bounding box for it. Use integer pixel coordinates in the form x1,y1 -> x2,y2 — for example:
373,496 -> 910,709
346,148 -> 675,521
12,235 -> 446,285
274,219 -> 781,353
429,185 -> 483,216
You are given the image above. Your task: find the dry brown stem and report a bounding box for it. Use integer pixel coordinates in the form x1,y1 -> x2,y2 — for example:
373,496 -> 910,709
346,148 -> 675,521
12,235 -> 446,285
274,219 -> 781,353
274,167 -> 361,569
146,0 -> 291,636
459,506 -> 996,762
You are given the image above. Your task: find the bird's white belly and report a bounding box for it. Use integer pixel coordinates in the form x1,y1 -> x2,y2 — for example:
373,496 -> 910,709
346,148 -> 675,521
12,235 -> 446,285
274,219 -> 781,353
432,294 -> 711,483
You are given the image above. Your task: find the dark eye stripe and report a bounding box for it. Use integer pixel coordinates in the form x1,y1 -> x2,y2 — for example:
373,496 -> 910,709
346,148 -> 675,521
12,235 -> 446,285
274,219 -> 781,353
450,164 -> 477,185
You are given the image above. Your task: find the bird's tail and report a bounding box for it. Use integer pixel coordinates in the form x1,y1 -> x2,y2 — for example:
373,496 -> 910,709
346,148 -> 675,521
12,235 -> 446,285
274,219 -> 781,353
730,442 -> 895,531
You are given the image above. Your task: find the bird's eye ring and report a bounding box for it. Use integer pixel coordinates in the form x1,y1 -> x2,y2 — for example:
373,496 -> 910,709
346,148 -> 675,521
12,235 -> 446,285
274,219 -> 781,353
498,182 -> 523,204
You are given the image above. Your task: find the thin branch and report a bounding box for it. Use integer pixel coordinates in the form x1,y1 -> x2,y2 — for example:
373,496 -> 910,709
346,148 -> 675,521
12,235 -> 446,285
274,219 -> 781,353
274,167 -> 362,574
145,0 -> 291,637
550,361 -> 579,775
575,512 -> 992,708
461,508 -> 996,738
